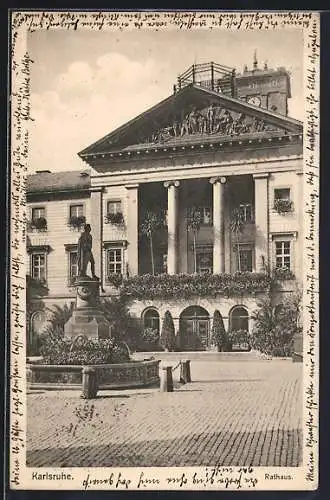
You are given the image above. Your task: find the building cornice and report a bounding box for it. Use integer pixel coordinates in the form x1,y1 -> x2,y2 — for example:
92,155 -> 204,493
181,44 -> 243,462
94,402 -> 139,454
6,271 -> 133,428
27,187 -> 90,199
89,154 -> 303,188
81,132 -> 302,165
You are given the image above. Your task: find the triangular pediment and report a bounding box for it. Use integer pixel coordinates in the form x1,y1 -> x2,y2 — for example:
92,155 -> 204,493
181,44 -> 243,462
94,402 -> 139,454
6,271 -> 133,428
79,84 -> 302,158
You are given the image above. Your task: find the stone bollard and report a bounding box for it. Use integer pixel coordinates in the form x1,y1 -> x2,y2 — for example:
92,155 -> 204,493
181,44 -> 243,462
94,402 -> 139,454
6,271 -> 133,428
180,360 -> 191,384
81,367 -> 98,399
160,366 -> 173,392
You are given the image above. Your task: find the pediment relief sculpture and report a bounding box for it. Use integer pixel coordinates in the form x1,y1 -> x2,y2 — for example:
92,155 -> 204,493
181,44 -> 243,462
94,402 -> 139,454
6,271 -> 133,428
143,104 -> 283,145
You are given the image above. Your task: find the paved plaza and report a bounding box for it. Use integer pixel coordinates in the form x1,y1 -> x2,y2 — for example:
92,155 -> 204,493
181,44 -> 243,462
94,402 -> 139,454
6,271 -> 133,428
27,357 -> 303,467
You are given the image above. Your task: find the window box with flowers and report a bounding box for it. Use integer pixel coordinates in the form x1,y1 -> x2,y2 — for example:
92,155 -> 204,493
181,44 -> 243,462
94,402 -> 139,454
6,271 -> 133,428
273,266 -> 295,281
273,198 -> 293,214
105,212 -> 125,225
108,272 -> 273,300
29,217 -> 48,232
68,215 -> 86,229
29,276 -> 48,287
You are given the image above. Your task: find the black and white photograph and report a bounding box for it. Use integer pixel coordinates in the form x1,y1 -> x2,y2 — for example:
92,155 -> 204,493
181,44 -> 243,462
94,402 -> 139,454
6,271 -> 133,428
9,10 -> 319,491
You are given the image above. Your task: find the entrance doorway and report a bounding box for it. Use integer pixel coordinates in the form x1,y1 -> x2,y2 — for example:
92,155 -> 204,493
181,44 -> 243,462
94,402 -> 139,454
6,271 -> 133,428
179,306 -> 210,350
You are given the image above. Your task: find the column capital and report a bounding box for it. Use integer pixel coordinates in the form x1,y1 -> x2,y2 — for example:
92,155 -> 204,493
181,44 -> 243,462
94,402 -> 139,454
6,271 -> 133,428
210,176 -> 227,185
164,180 -> 180,188
125,183 -> 139,190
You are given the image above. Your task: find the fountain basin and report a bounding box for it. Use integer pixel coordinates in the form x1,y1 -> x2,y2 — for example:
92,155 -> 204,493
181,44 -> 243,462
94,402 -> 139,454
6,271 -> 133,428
27,359 -> 160,391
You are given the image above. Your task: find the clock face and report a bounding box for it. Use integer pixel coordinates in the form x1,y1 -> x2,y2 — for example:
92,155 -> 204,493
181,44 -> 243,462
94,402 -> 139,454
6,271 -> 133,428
247,96 -> 261,107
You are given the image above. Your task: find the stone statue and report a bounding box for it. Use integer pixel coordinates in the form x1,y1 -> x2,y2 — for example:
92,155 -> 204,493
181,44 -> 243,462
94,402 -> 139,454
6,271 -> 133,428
77,223 -> 97,279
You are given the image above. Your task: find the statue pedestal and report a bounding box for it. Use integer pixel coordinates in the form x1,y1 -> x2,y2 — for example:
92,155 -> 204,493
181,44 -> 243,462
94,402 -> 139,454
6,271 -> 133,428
64,276 -> 111,340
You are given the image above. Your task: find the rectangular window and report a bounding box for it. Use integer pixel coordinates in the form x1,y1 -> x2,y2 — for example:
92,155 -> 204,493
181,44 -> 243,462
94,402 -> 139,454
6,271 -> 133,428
106,248 -> 123,277
240,249 -> 253,272
163,209 -> 168,227
197,207 -> 212,225
162,253 -> 168,274
107,200 -> 122,215
69,251 -> 78,284
239,203 -> 253,223
197,252 -> 213,274
156,252 -> 167,274
70,204 -> 84,218
275,241 -> 291,269
31,253 -> 46,281
32,207 -> 45,220
274,188 -> 291,201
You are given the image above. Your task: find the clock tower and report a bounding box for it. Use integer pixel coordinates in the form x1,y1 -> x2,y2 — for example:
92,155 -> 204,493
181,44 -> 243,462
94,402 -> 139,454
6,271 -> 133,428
235,52 -> 291,116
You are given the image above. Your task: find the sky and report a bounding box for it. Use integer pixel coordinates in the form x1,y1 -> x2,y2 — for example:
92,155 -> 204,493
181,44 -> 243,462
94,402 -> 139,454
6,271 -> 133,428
28,28 -> 304,173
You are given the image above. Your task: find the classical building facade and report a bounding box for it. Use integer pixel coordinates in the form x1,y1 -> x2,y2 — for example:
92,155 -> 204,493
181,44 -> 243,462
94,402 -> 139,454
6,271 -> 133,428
27,60 -> 303,352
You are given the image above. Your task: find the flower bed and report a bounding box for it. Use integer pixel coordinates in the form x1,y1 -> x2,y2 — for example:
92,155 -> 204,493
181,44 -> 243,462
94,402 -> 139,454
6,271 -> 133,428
27,359 -> 160,390
39,337 -> 129,365
108,272 -> 272,300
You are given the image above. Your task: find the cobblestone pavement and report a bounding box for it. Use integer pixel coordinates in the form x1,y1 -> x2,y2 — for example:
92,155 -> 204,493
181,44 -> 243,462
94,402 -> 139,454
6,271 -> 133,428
27,359 -> 302,467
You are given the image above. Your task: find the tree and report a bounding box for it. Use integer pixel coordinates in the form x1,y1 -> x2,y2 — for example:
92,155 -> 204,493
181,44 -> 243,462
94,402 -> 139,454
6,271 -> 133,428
160,310 -> 176,352
230,208 -> 245,272
26,275 -> 48,310
100,296 -> 131,340
250,292 -> 302,357
186,207 -> 202,273
211,309 -> 227,351
40,302 -> 75,339
140,210 -> 164,275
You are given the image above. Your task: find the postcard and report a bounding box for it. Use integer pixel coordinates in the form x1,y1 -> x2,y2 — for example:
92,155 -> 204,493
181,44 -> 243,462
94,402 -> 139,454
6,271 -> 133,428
9,10 -> 319,491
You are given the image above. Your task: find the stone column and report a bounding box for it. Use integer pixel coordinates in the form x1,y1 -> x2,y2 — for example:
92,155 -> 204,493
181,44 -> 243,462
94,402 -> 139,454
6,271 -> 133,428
164,180 -> 180,275
90,187 -> 103,282
210,176 -> 226,274
125,184 -> 139,276
253,173 -> 269,272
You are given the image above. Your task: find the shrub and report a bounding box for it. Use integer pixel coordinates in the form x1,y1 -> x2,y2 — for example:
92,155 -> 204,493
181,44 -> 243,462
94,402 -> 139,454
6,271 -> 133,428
100,296 -> 131,340
142,327 -> 160,345
160,310 -> 176,351
211,310 -> 227,351
136,328 -> 163,352
250,294 -> 301,357
39,303 -> 75,338
229,329 -> 251,351
39,336 -> 130,365
107,273 -> 124,288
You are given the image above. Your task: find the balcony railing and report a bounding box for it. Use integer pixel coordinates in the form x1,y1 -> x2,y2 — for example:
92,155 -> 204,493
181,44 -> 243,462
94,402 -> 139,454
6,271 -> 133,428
175,62 -> 237,98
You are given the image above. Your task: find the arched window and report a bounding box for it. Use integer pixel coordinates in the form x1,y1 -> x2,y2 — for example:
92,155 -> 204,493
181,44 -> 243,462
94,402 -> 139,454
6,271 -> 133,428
28,310 -> 46,355
143,308 -> 160,332
230,306 -> 249,332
